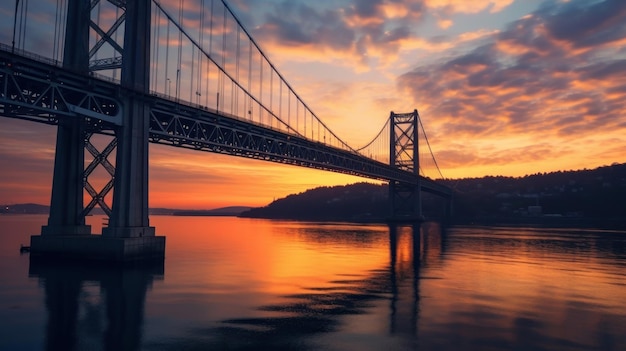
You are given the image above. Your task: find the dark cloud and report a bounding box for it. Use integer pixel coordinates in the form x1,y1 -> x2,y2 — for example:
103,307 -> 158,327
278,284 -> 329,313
248,0 -> 426,63
352,0 -> 382,18
578,59 -> 626,80
541,0 -> 626,47
254,2 -> 355,50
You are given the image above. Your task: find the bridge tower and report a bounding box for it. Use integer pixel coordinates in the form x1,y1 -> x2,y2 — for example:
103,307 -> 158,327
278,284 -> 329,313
40,0 -> 91,237
389,110 -> 423,222
31,0 -> 164,260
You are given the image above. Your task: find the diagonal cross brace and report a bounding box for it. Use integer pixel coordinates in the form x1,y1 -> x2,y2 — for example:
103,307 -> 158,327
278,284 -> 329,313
81,133 -> 117,217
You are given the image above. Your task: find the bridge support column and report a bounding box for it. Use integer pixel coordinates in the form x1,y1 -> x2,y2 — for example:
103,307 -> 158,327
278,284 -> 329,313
41,120 -> 91,236
388,110 -> 423,222
31,0 -> 164,261
102,0 -> 158,243
102,96 -> 155,238
40,0 -> 90,237
389,180 -> 422,222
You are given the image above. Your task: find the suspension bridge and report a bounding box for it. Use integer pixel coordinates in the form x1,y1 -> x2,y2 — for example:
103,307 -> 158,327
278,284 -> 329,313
1,0 -> 452,260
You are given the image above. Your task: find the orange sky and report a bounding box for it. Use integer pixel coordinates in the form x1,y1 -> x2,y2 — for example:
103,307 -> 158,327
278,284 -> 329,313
1,0 -> 625,209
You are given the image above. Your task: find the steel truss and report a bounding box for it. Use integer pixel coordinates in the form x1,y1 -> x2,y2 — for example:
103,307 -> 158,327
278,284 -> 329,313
82,133 -> 117,217
389,110 -> 422,220
0,46 -> 122,125
88,0 -> 126,72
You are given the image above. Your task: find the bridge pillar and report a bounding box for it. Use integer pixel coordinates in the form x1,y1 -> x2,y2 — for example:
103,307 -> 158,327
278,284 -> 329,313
389,110 -> 423,222
102,0 -> 156,239
32,0 -> 164,261
41,0 -> 91,236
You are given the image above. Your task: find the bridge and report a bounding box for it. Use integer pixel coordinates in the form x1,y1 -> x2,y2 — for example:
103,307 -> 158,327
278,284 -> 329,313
1,0 -> 452,261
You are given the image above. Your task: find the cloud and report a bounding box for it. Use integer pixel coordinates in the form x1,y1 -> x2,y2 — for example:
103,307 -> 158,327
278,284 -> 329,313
397,0 -> 626,177
425,0 -> 515,14
242,0 -> 430,70
543,0 -> 626,48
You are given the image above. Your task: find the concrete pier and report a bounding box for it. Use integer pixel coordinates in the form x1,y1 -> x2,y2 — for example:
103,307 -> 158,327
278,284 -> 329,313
30,235 -> 165,262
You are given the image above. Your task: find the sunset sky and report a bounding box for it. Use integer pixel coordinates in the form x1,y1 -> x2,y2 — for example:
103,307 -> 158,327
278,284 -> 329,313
1,0 -> 625,209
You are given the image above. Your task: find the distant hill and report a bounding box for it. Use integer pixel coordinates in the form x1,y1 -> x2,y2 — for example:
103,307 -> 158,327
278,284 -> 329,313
172,206 -> 252,216
0,204 -> 251,216
0,203 -> 48,214
4,163 -> 625,227
441,163 -> 626,224
240,182 -> 388,221
241,163 -> 626,227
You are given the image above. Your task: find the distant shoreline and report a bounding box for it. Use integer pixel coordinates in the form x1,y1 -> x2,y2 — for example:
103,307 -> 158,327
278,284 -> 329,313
172,211 -> 240,217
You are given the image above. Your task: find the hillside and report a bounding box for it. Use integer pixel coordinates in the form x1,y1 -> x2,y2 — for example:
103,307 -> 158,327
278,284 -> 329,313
241,163 -> 626,227
442,163 -> 626,221
241,182 -> 388,221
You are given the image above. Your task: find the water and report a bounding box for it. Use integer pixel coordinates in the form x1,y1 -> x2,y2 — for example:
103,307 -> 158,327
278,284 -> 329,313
1,215 -> 625,350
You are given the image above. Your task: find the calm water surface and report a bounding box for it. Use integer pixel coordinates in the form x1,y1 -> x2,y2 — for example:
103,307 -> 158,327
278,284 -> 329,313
0,215 -> 625,350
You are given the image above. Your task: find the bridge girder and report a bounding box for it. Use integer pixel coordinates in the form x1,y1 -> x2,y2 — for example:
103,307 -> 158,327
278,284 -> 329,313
0,47 -> 123,125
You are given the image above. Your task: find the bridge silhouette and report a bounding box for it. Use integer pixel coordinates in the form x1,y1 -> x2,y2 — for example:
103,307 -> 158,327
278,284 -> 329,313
1,0 -> 451,260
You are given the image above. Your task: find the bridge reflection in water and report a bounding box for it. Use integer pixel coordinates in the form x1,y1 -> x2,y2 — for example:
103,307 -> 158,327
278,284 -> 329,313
29,259 -> 164,351
28,222 -> 443,350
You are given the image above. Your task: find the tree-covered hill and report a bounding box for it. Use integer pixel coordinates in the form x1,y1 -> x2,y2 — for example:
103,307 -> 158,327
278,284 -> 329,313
442,163 -> 626,220
241,163 -> 626,227
240,182 -> 388,221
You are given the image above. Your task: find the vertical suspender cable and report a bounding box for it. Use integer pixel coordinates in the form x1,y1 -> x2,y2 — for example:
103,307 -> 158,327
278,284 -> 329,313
165,18 -> 170,96
198,0 -> 204,105
269,69 -> 273,128
177,0 -> 183,101
221,2 -> 227,113
53,0 -> 60,60
259,46 -> 265,123
153,9 -> 160,93
18,0 -> 28,50
207,0 -> 214,107
190,45 -> 195,102
61,0 -> 66,60
235,26 -> 240,115
247,40 -> 252,120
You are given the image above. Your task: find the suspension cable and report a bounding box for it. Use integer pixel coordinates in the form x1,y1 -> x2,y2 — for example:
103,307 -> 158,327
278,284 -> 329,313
418,114 -> 445,179
356,118 -> 389,152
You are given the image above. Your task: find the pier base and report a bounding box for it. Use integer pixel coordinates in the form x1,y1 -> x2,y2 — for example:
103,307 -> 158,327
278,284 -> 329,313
30,235 -> 165,262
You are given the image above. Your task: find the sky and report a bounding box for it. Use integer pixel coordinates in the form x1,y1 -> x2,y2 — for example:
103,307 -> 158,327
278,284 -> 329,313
1,0 -> 625,209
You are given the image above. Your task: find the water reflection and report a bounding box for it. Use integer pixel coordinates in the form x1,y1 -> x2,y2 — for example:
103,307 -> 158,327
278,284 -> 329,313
387,222 -> 446,340
416,226 -> 626,351
29,258 -> 163,351
148,222 -> 440,350
14,218 -> 624,351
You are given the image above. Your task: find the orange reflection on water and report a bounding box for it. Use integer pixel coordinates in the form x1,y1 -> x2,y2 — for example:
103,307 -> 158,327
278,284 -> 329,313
149,217 -> 392,299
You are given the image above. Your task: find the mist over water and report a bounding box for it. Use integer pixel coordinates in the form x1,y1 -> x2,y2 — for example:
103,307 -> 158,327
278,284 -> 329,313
1,215 -> 625,350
